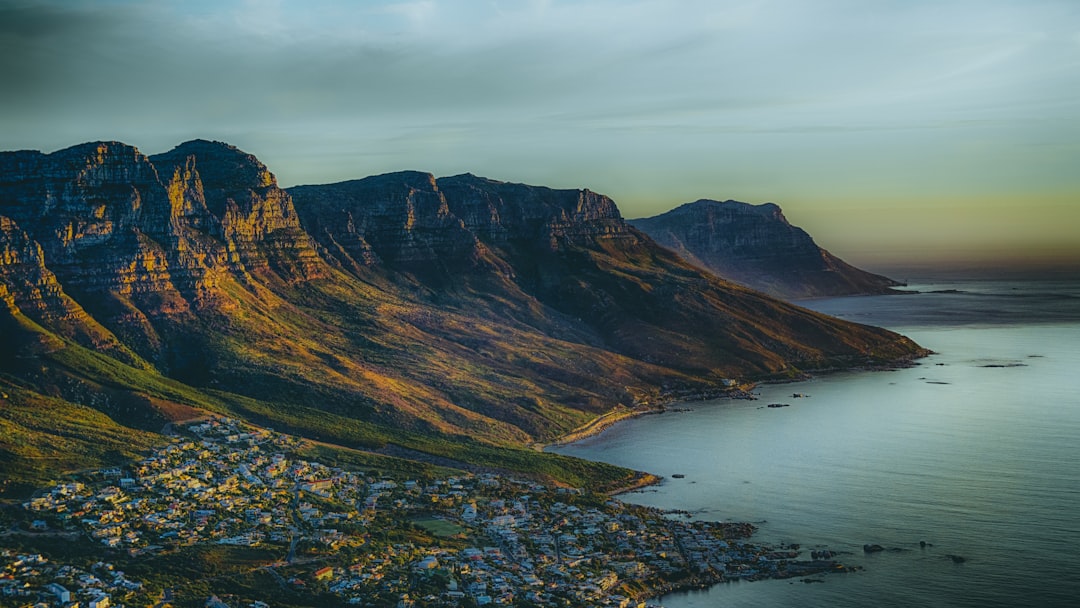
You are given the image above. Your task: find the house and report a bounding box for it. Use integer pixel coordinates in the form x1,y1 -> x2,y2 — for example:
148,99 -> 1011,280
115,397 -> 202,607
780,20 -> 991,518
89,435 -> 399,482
301,479 -> 333,493
45,583 -> 70,603
413,556 -> 439,570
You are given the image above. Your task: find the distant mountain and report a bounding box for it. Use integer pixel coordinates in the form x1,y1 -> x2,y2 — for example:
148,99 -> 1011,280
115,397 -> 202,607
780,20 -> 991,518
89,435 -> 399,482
0,141 -> 925,490
629,200 -> 903,299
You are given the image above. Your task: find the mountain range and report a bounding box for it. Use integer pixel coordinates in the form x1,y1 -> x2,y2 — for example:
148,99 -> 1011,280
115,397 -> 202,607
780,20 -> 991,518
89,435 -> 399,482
0,140 -> 925,493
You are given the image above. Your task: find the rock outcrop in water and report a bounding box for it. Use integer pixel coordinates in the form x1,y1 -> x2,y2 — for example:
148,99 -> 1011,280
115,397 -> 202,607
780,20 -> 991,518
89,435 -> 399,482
629,199 -> 903,300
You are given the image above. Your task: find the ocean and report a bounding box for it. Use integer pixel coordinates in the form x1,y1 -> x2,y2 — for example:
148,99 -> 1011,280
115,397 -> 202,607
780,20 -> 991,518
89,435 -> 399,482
551,277 -> 1080,607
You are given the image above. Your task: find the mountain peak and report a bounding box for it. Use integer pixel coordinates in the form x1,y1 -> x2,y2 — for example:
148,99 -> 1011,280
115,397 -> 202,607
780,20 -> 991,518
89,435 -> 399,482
631,199 -> 900,299
48,141 -> 151,181
677,199 -> 784,219
288,169 -> 482,272
443,172 -> 499,184
152,140 -> 276,190
55,140 -> 142,156
296,171 -> 441,195
166,139 -> 252,160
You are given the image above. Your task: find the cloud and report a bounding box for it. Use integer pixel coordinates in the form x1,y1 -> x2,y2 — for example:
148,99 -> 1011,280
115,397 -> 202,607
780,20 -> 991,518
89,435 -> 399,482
378,1 -> 436,27
0,2 -> 129,105
0,1 -> 1040,129
1,1 -> 1078,214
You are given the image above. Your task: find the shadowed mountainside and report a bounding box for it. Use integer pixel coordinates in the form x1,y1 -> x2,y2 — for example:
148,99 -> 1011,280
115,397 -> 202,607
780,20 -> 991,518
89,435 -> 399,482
630,199 -> 903,299
0,140 -> 925,491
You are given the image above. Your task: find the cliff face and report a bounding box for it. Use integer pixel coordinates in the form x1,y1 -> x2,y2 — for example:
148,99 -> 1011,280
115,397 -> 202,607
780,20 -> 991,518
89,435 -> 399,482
289,171 -> 486,276
289,172 -> 639,279
436,174 -> 635,250
289,174 -> 920,381
0,143 -> 179,297
629,200 -> 902,300
0,140 -> 328,363
0,214 -> 84,322
0,141 -> 927,486
149,140 -> 326,284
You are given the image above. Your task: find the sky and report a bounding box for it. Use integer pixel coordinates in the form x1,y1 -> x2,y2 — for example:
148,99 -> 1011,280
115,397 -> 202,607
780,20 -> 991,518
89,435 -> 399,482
2,0 -> 1078,270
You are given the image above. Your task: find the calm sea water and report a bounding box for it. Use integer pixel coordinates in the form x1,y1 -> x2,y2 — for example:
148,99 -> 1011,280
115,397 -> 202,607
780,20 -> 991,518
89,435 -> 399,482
552,278 -> 1080,607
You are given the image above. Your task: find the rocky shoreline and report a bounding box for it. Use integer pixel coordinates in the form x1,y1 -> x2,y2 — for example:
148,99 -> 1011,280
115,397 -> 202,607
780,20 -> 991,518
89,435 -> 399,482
544,407 -> 667,448
634,555 -> 860,604
545,385 -> 760,449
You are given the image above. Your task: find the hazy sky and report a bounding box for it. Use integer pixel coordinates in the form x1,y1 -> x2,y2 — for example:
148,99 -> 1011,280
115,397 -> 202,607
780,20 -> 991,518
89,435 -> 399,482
3,0 -> 1078,269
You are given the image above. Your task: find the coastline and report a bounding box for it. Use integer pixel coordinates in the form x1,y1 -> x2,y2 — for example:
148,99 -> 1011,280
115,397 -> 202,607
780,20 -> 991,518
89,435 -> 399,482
601,471 -> 663,495
542,387 -> 758,497
544,406 -> 667,448
546,348 -> 929,453
544,385 -> 760,449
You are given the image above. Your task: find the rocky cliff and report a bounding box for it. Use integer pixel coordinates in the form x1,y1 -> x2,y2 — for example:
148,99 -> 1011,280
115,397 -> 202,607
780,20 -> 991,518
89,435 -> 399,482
149,140 -> 326,284
0,214 -> 135,361
289,171 -> 488,276
629,199 -> 902,299
289,174 -> 920,380
288,172 -> 638,278
0,140 -> 334,362
436,174 -> 633,249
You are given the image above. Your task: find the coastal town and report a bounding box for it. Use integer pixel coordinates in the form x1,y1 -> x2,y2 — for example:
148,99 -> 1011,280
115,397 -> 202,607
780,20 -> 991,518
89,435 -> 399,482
4,418 -> 847,607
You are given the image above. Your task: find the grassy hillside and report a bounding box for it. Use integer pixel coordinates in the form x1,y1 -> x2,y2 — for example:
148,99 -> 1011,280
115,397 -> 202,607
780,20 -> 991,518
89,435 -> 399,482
0,319 -> 640,496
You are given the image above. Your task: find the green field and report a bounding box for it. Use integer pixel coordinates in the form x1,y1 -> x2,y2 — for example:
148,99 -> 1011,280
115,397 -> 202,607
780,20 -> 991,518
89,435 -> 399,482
411,516 -> 467,538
